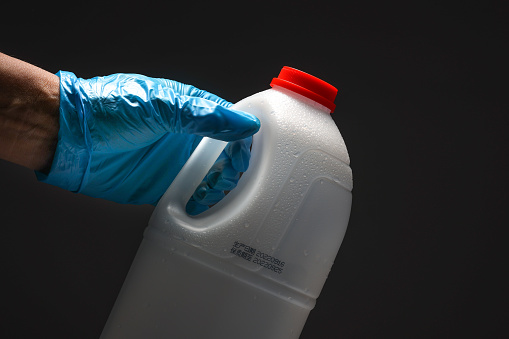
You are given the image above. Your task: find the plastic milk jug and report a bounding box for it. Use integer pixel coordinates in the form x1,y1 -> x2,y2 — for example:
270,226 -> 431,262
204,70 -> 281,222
100,67 -> 353,339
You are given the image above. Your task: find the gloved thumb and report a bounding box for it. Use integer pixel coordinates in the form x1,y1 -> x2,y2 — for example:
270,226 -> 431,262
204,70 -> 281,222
176,97 -> 260,141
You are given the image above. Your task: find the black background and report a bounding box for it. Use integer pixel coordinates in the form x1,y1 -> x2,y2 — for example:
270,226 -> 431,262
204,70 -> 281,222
1,1 -> 508,338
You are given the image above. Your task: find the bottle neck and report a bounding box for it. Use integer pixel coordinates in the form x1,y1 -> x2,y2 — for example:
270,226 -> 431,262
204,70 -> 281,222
271,85 -> 332,114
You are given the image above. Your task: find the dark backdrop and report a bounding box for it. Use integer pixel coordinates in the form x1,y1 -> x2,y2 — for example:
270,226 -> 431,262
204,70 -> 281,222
1,1 -> 508,338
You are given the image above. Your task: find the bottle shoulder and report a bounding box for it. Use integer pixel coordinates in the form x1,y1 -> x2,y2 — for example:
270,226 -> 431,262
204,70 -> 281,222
233,88 -> 350,166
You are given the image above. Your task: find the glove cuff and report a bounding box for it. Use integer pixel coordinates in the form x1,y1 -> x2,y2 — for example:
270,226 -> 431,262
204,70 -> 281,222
35,71 -> 91,192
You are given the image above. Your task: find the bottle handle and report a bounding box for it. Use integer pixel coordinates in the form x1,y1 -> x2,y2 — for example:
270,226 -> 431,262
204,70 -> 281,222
157,137 -> 228,220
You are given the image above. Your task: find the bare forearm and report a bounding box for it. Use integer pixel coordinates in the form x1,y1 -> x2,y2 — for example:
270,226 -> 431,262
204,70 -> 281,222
0,53 -> 60,172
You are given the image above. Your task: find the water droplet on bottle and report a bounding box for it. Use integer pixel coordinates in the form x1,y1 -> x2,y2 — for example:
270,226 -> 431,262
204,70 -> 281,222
244,223 -> 250,228
304,250 -> 309,256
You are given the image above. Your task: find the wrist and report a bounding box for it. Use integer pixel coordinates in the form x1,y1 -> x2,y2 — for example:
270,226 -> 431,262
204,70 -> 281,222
36,71 -> 91,192
30,72 -> 60,172
0,53 -> 60,172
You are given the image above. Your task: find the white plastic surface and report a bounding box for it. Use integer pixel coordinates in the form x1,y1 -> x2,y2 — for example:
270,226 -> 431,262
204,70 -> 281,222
101,86 -> 353,339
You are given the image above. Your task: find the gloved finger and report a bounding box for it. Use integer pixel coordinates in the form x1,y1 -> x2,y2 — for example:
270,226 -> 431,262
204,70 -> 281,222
176,96 -> 260,142
162,80 -> 233,109
186,197 -> 210,215
186,181 -> 228,216
224,136 -> 253,172
188,152 -> 240,210
192,181 -> 226,205
204,137 -> 251,191
188,136 -> 253,210
189,135 -> 243,191
205,155 -> 240,191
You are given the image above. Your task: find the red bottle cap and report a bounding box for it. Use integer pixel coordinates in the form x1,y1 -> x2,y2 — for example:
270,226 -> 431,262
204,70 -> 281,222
270,66 -> 338,113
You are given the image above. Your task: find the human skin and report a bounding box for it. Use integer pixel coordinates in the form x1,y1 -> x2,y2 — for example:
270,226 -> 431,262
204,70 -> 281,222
0,52 -> 60,172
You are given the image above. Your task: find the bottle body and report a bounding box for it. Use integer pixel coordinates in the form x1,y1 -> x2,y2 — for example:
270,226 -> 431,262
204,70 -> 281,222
101,87 -> 352,339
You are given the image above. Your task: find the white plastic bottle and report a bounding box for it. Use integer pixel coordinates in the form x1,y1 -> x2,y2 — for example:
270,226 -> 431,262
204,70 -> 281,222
100,67 -> 353,339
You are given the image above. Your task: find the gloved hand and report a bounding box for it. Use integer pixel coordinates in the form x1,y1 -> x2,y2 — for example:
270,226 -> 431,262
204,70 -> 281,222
36,71 -> 260,214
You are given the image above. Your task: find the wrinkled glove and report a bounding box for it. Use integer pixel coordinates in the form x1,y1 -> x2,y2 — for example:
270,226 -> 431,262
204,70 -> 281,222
36,71 -> 260,214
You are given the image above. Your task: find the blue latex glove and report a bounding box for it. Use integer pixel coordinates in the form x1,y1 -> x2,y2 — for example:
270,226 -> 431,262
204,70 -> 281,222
36,71 -> 260,213
186,138 -> 252,214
